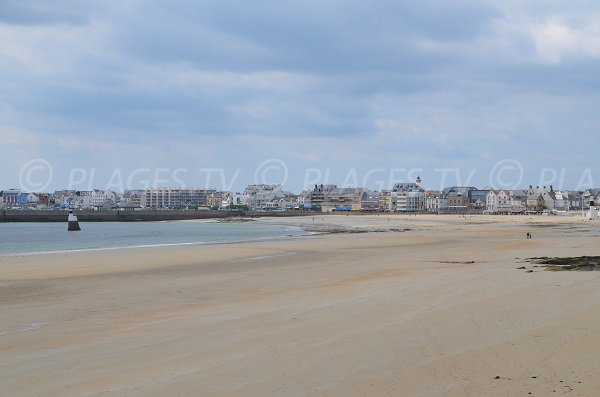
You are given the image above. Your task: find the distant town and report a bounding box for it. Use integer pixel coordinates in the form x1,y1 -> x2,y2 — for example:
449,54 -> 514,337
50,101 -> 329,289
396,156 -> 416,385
1,177 -> 599,214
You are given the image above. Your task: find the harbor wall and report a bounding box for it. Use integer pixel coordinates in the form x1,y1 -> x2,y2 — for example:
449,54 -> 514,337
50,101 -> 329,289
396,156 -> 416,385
0,210 -> 320,223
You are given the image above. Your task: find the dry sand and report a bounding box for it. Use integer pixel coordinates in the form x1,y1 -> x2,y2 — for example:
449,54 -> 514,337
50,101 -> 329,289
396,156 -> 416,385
1,214 -> 599,396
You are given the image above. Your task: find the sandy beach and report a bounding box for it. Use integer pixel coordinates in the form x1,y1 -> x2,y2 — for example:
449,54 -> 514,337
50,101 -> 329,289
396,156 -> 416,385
1,214 -> 599,396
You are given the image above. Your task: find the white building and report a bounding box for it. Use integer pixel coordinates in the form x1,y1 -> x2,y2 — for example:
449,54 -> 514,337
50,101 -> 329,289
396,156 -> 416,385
393,179 -> 425,213
142,188 -> 216,209
486,190 -> 526,214
425,191 -> 447,213
220,192 -> 244,208
2,189 -> 20,206
486,190 -> 504,213
122,190 -> 144,206
72,191 -> 94,208
23,193 -> 39,205
91,190 -> 117,207
243,184 -> 288,210
297,191 -> 309,208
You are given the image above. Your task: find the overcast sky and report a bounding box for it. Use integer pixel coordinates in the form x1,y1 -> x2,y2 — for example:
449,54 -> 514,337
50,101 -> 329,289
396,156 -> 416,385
2,0 -> 600,192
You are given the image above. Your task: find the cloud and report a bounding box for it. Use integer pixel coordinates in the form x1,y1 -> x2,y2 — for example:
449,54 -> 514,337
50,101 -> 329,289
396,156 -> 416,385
0,0 -> 95,26
530,17 -> 600,63
0,126 -> 41,145
1,0 -> 600,191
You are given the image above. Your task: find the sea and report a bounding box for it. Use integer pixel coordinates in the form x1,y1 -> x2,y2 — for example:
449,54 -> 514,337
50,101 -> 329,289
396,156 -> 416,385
0,221 -> 306,256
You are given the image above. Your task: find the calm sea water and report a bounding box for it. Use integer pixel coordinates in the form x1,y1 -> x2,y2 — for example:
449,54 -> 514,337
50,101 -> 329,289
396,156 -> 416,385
0,221 -> 305,256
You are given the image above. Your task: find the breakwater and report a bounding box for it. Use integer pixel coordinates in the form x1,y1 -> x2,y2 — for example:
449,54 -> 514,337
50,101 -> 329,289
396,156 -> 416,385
0,210 -> 319,223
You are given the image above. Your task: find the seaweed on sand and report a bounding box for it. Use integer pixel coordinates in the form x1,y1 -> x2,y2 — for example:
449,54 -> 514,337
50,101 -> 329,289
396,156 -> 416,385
525,256 -> 600,271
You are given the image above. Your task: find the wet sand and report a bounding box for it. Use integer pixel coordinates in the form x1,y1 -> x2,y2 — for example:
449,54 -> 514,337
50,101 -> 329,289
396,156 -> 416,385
1,214 -> 599,396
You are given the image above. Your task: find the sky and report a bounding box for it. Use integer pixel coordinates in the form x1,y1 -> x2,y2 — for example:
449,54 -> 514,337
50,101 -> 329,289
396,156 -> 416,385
1,0 -> 600,193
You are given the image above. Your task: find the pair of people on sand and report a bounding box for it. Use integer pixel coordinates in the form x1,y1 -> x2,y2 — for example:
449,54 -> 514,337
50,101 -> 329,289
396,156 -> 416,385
526,232 -> 533,239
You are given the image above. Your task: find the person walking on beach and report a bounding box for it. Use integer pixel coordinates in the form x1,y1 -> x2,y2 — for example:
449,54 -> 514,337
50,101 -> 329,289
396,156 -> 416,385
526,232 -> 530,239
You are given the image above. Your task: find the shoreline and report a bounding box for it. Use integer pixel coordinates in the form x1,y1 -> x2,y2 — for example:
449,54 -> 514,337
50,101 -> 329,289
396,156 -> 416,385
2,211 -> 594,258
0,219 -> 314,258
0,214 -> 423,258
0,233 -> 312,259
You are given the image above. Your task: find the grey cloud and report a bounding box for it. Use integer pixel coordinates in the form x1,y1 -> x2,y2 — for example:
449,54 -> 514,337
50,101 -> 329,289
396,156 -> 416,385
2,1 -> 600,191
113,0 -> 500,73
0,0 -> 95,26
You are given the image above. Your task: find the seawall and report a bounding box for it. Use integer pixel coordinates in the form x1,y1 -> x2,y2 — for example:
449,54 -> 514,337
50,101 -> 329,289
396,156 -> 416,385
0,210 -> 319,223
